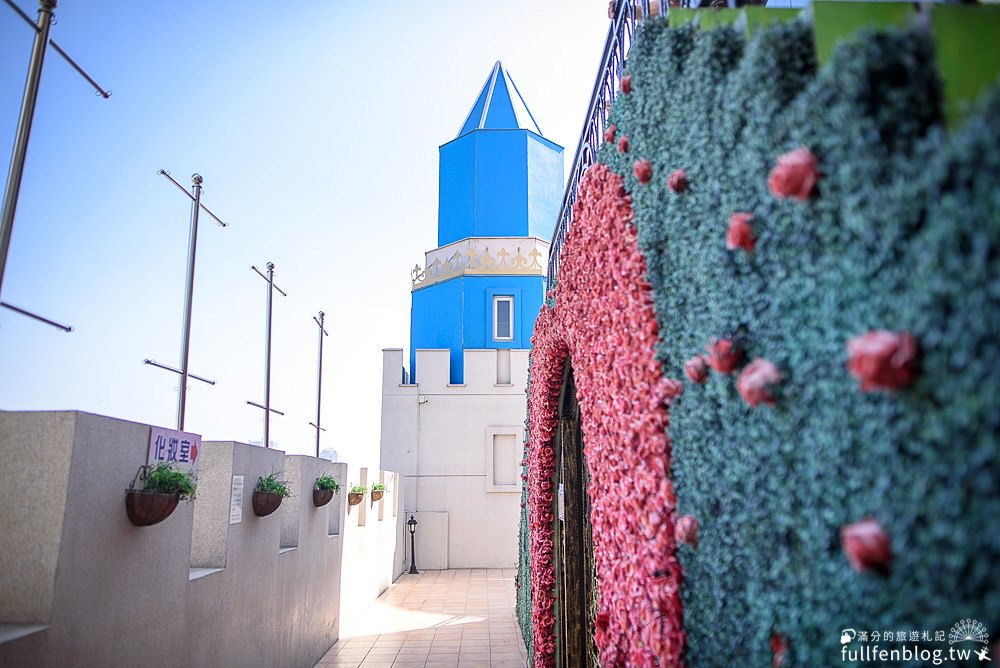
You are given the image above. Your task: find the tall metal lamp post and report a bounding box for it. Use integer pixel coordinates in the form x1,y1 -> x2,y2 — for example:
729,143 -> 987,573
407,515 -> 419,575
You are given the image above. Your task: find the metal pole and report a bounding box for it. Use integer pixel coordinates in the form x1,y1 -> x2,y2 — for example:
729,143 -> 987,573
175,173 -> 203,430
314,311 -> 325,457
0,0 -> 56,296
264,262 -> 275,448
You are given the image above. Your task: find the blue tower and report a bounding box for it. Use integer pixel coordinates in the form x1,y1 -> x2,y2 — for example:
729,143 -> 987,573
410,62 -> 564,384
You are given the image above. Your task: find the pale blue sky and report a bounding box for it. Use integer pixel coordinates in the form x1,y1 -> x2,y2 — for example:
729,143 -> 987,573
0,1 -> 609,464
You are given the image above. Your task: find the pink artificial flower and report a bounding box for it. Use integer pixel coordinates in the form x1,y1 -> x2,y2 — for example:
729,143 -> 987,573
675,514 -> 698,547
841,517 -> 892,574
684,355 -> 709,384
617,136 -> 630,154
604,124 -> 617,144
663,378 -> 684,401
608,0 -> 616,19
667,168 -> 688,193
595,611 -> 610,648
634,158 -> 653,184
621,74 -> 633,95
847,330 -> 919,391
736,358 -> 782,407
768,147 -> 820,201
726,212 -> 755,253
706,338 -> 742,374
525,165 -> 684,667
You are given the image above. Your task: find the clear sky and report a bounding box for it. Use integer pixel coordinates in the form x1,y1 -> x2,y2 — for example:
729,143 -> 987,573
0,1 -> 610,465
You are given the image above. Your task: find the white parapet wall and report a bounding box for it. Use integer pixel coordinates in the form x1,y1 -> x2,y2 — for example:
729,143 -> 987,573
0,410 -> 403,668
381,347 -> 527,569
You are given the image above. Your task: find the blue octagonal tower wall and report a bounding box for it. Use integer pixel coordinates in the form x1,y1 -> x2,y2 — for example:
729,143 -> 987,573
438,131 -> 564,247
411,61 -> 563,384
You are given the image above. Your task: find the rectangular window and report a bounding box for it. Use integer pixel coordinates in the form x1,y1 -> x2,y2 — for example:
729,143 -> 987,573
493,296 -> 514,341
496,348 -> 511,385
492,434 -> 517,486
486,426 -> 524,493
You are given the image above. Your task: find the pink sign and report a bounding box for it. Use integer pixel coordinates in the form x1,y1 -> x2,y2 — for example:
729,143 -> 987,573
147,426 -> 201,479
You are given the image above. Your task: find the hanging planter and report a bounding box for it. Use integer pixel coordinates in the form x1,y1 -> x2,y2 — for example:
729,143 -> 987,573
126,489 -> 180,526
347,484 -> 366,514
252,473 -> 291,517
252,491 -> 282,517
371,482 -> 385,505
125,463 -> 195,527
313,489 -> 334,507
313,475 -> 340,508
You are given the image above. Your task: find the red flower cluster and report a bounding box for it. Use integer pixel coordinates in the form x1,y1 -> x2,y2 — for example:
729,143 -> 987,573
771,633 -> 789,668
684,355 -> 709,384
618,136 -> 630,154
621,74 -> 633,95
605,124 -> 617,144
846,330 -> 918,391
526,165 -> 684,667
841,518 -> 892,574
706,339 -> 742,374
736,358 -> 782,407
634,158 -> 653,184
667,168 -> 688,193
726,212 -> 755,253
768,147 -> 820,201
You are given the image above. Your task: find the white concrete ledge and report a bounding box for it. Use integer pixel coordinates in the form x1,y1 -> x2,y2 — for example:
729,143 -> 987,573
188,567 -> 224,581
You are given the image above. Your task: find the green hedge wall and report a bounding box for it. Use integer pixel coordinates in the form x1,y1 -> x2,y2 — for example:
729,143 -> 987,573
517,397 -> 534,661
599,16 -> 1000,666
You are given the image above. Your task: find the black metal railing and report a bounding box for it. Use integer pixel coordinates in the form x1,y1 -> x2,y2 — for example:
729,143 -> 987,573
547,0 -> 665,288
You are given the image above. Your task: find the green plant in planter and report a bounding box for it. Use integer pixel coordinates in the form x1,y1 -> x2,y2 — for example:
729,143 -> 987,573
256,472 -> 292,497
125,463 -> 197,527
371,482 -> 385,492
351,484 -> 368,495
145,462 -> 196,500
315,475 -> 340,492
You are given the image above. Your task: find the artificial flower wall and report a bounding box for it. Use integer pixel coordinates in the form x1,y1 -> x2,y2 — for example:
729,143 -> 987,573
523,164 -> 685,667
600,16 -> 1000,667
520,14 -> 1000,668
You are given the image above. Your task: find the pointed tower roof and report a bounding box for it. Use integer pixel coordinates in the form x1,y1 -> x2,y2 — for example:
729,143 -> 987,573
456,61 -> 543,138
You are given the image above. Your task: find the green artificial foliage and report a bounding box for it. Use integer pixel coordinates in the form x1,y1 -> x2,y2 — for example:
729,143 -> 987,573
517,364 -> 535,662
144,462 -> 196,500
256,472 -> 292,498
314,475 -> 340,492
517,477 -> 534,663
597,16 -> 1000,666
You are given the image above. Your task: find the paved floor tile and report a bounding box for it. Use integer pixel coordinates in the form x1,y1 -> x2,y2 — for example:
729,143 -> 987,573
314,569 -> 527,667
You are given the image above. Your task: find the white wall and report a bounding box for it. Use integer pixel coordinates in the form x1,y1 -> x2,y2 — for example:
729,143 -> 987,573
381,348 -> 526,569
0,410 -> 403,667
338,466 -> 406,630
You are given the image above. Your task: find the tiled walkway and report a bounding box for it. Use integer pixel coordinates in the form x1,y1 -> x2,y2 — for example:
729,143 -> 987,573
316,569 -> 528,667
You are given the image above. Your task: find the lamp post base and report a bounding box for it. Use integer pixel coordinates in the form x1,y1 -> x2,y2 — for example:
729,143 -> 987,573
408,530 -> 418,574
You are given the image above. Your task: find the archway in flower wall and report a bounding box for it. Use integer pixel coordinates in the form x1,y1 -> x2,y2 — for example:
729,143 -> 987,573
524,164 -> 685,667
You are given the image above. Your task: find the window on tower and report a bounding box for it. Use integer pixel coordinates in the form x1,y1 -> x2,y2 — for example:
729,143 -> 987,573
493,295 -> 514,341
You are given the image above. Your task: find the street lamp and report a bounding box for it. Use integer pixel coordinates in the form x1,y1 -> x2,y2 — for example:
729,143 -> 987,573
407,514 -> 419,575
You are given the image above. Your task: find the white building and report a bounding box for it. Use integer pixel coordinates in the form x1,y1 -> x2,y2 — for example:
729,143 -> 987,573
379,62 -> 563,568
